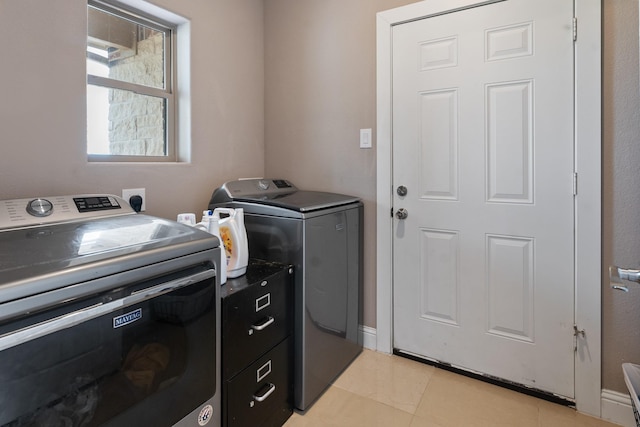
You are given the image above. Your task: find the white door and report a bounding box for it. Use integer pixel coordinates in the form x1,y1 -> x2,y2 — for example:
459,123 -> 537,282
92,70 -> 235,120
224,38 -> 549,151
392,0 -> 576,398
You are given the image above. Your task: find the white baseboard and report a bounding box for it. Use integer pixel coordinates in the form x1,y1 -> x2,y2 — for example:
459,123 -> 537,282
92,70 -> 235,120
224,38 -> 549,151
601,389 -> 635,427
360,325 -> 377,350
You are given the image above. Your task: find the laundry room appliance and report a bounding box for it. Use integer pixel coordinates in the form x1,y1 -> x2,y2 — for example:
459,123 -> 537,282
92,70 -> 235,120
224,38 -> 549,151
0,194 -> 222,427
209,179 -> 363,411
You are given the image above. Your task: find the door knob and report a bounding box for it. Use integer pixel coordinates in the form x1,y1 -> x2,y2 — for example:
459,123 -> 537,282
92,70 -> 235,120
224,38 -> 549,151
610,265 -> 640,292
395,208 -> 408,220
397,186 -> 408,197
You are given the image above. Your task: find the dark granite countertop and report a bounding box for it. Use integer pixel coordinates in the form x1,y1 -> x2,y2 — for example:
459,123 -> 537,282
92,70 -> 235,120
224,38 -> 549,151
220,259 -> 293,298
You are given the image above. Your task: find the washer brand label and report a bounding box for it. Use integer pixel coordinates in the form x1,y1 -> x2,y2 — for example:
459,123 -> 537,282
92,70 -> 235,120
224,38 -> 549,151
198,404 -> 213,426
113,308 -> 142,328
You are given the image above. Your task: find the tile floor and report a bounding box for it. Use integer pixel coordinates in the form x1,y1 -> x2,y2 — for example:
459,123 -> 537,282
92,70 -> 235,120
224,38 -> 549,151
283,349 -> 622,427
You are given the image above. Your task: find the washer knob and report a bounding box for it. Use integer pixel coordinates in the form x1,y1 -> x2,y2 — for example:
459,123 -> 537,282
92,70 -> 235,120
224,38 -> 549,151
26,198 -> 54,217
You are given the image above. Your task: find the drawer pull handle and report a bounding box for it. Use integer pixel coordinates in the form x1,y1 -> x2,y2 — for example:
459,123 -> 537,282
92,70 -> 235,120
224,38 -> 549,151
250,316 -> 274,333
253,383 -> 276,403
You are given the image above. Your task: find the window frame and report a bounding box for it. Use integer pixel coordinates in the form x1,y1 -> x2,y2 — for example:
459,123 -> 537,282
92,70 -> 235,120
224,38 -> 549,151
87,0 -> 177,162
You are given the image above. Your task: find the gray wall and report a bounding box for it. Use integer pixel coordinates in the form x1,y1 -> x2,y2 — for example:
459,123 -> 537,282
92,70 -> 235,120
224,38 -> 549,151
264,0 -> 417,328
0,0 -> 638,395
0,0 -> 265,220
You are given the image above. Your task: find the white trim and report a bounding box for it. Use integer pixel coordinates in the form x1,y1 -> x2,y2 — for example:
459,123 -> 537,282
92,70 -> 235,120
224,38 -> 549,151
601,389 -> 636,427
361,325 -> 377,350
376,0 -> 601,417
572,0 -> 602,417
375,9 -> 395,356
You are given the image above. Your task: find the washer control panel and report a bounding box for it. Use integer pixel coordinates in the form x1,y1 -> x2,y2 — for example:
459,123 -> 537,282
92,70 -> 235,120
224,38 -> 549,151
0,194 -> 135,230
215,179 -> 297,200
210,178 -> 298,203
73,196 -> 122,213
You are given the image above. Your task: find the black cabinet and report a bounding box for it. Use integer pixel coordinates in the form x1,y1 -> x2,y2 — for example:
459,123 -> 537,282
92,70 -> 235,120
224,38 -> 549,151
221,260 -> 294,427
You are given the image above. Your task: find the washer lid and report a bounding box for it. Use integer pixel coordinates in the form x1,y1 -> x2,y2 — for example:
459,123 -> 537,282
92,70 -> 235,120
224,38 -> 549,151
236,191 -> 360,212
0,214 -> 218,302
210,179 -> 360,212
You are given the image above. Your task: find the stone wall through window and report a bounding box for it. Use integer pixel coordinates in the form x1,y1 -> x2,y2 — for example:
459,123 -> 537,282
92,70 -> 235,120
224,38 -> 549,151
108,32 -> 165,156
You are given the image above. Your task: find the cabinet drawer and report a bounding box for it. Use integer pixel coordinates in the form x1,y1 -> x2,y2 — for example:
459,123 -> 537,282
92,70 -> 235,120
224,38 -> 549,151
222,267 -> 293,378
225,337 -> 292,427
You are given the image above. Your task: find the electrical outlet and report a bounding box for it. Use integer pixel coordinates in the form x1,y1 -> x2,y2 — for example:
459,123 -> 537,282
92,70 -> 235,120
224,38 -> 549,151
122,188 -> 146,212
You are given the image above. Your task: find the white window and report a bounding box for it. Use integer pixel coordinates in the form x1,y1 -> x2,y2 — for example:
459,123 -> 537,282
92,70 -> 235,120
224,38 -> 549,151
86,1 -> 176,161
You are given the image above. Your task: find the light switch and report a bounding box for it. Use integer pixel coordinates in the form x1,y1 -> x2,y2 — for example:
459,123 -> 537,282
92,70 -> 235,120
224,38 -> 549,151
360,128 -> 372,149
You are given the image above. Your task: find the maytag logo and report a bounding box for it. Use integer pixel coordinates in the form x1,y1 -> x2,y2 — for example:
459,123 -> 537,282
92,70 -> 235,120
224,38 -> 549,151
113,308 -> 142,328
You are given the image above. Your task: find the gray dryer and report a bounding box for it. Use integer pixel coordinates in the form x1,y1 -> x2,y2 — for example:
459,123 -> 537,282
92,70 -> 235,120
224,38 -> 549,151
209,179 -> 362,411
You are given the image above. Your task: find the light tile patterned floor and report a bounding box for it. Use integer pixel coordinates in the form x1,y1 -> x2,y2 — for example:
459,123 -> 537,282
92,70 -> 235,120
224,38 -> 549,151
283,349 -> 622,427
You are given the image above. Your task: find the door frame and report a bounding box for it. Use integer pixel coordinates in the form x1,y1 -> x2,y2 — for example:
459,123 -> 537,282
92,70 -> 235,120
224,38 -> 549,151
375,0 -> 602,417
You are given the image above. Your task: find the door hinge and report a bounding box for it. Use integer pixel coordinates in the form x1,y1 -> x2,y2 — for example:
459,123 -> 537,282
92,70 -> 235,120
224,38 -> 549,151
573,324 -> 585,352
573,17 -> 577,42
390,207 -> 394,218
573,172 -> 578,196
